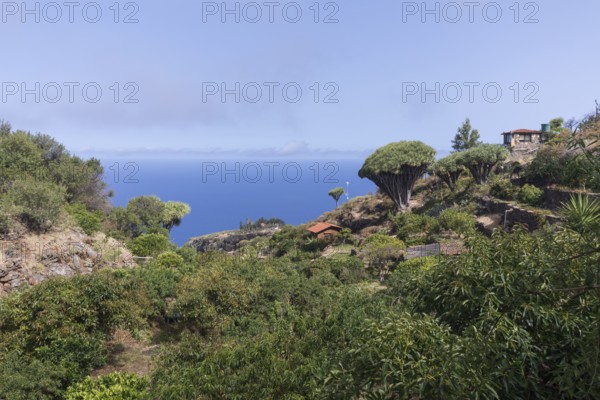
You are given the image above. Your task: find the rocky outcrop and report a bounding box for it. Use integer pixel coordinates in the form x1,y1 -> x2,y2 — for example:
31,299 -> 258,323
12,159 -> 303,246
0,229 -> 136,296
316,194 -> 396,235
186,227 -> 281,253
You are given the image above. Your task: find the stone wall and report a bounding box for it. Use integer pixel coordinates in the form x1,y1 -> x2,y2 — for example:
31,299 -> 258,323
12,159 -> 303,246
542,187 -> 600,210
476,196 -> 562,232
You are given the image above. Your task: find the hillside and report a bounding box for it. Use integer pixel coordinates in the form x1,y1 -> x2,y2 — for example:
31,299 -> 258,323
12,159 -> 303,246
0,117 -> 599,399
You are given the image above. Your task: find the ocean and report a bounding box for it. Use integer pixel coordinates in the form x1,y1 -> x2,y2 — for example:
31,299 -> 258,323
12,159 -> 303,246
102,159 -> 376,246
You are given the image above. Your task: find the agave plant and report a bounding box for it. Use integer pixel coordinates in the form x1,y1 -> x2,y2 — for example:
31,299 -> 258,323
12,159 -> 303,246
560,193 -> 600,235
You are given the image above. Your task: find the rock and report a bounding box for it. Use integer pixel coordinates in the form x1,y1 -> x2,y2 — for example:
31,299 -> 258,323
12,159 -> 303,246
48,264 -> 74,277
84,246 -> 99,260
30,274 -> 47,285
0,272 -> 20,283
72,255 -> 81,269
187,227 -> 281,253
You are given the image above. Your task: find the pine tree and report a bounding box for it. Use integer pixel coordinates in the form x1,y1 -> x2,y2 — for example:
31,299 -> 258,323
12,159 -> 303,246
451,118 -> 481,152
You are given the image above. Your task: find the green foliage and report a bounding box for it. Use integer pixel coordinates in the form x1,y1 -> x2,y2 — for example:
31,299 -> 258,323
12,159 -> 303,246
269,225 -> 317,257
518,184 -> 544,206
65,372 -> 148,400
359,141 -> 436,210
392,228 -> 600,398
128,233 -> 176,257
66,202 -> 103,234
162,201 -> 191,231
524,142 -> 569,185
8,178 -> 66,232
110,196 -> 191,239
0,272 -> 151,388
560,194 -> 600,235
361,234 -> 406,274
549,117 -> 564,134
0,128 -> 110,235
489,177 -> 518,200
124,196 -> 165,237
438,208 -> 477,236
525,141 -> 600,190
386,256 -> 439,299
155,251 -> 185,269
322,314 -> 481,399
457,144 -> 509,184
392,212 -> 440,245
0,131 -> 43,184
328,187 -> 345,209
451,117 -> 481,151
429,152 -> 466,191
336,227 -> 354,245
0,119 -> 11,136
0,352 -> 67,400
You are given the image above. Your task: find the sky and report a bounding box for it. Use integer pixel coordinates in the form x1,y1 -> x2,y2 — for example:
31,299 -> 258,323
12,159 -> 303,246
1,0 -> 598,159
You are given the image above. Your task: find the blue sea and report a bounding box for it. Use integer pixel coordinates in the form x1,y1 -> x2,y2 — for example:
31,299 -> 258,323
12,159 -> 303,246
102,159 -> 376,246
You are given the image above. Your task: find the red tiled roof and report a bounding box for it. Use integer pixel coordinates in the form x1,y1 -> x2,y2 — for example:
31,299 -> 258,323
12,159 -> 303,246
307,222 -> 342,234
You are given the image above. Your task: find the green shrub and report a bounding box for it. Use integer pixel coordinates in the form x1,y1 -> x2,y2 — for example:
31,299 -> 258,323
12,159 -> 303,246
65,372 -> 148,400
128,233 -> 175,258
0,272 -> 151,382
155,251 -> 185,269
0,200 -> 15,234
518,184 -> 544,206
489,177 -> 518,200
0,352 -> 67,400
438,208 -> 477,236
66,202 -> 103,234
318,255 -> 366,284
361,234 -> 406,274
386,256 -> 439,301
392,212 -> 440,245
8,178 -> 66,232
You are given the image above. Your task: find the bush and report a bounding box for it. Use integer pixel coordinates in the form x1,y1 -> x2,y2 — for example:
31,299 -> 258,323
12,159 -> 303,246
0,352 -> 67,400
524,143 -> 568,185
128,233 -> 175,258
393,212 -> 440,245
0,272 -> 151,385
518,184 -> 544,206
361,234 -> 406,273
65,372 -> 148,400
489,177 -> 518,200
319,255 -> 366,284
438,208 -> 476,236
66,202 -> 103,234
155,251 -> 185,269
0,200 -> 15,234
8,178 -> 66,232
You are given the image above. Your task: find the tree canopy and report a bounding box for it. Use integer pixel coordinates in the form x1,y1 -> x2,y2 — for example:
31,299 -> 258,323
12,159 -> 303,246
429,152 -> 466,191
328,187 -> 345,209
359,141 -> 436,210
457,144 -> 509,184
451,118 -> 481,151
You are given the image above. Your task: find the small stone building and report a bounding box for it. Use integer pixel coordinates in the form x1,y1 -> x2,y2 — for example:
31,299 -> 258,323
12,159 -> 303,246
501,124 -> 550,151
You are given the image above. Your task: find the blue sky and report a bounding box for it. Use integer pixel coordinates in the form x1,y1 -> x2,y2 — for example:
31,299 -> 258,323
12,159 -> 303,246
1,0 -> 598,159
